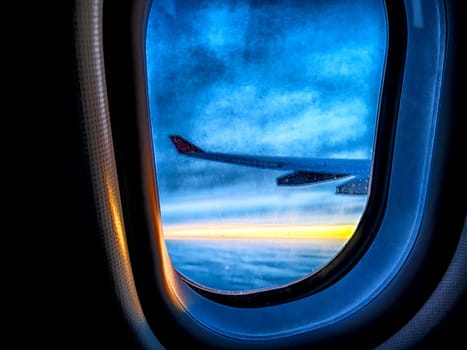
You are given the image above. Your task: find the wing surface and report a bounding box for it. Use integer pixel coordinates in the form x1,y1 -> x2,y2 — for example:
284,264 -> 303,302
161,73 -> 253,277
169,135 -> 370,194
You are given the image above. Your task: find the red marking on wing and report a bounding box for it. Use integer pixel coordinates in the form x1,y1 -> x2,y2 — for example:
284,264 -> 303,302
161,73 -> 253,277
170,136 -> 204,153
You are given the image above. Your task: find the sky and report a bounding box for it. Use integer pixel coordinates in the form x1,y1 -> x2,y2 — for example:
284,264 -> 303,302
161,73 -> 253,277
145,0 -> 387,237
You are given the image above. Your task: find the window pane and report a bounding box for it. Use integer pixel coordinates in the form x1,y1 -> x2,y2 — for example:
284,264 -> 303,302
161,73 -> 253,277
146,0 -> 386,292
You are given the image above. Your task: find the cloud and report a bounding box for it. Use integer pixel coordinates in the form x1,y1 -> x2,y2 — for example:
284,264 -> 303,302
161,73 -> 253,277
191,86 -> 369,158
193,2 -> 250,55
159,173 -> 367,226
146,0 -> 385,228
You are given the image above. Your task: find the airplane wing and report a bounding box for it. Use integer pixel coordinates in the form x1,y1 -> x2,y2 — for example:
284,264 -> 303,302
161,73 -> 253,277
169,135 -> 370,194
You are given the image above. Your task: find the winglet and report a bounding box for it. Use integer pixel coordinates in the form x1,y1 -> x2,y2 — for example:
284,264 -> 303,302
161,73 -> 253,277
169,135 -> 204,154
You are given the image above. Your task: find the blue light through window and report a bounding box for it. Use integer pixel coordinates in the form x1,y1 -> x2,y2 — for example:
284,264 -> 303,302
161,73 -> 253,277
146,0 -> 386,292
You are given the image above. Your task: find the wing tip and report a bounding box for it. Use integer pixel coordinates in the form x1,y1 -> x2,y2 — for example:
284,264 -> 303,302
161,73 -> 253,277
169,135 -> 204,154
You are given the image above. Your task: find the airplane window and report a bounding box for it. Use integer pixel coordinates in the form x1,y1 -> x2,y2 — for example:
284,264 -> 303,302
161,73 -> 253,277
146,0 -> 386,292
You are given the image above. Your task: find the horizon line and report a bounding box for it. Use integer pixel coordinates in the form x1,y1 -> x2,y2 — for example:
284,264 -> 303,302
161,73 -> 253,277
163,223 -> 356,240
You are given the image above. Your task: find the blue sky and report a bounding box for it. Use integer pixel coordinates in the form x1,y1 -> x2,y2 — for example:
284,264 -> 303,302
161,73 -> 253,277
146,0 -> 387,230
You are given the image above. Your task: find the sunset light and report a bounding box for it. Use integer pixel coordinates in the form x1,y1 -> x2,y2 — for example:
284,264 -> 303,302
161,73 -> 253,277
164,223 -> 356,240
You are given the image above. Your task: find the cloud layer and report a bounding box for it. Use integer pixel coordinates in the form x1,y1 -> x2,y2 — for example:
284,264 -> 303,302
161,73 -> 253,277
146,0 -> 386,227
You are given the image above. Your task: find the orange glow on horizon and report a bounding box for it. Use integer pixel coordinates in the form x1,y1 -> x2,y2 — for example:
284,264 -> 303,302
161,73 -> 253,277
164,223 -> 356,240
